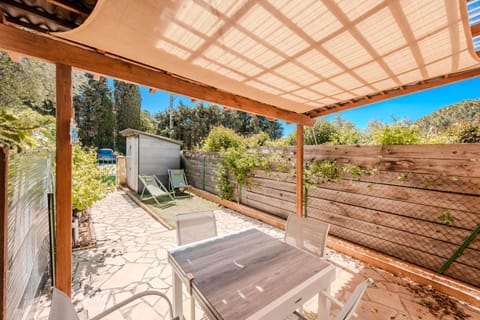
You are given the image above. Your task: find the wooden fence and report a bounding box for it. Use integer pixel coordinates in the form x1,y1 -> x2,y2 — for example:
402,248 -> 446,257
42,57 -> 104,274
183,144 -> 480,288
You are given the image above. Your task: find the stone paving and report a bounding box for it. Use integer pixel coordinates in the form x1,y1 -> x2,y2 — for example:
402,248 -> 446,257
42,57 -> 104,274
29,191 -> 480,320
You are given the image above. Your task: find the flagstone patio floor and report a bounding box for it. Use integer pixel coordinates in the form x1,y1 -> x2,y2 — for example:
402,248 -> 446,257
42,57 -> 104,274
28,191 -> 480,320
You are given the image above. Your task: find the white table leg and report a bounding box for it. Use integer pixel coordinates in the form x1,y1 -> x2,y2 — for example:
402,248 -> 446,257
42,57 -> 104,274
173,271 -> 184,319
317,288 -> 330,320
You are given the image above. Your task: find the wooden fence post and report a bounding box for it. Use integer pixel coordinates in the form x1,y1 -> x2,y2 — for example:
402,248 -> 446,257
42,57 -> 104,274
296,125 -> 304,217
0,146 -> 9,320
55,63 -> 72,296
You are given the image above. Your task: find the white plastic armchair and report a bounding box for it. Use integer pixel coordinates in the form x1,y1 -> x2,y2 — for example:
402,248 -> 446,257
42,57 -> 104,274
175,211 -> 217,320
293,278 -> 374,320
49,288 -> 179,320
284,213 -> 330,258
175,211 -> 217,246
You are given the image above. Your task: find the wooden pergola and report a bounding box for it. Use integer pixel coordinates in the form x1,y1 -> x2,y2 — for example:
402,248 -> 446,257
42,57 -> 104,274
1,0 -> 480,312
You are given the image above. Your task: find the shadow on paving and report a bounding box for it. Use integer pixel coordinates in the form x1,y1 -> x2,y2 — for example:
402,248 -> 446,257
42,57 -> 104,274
131,191 -> 220,228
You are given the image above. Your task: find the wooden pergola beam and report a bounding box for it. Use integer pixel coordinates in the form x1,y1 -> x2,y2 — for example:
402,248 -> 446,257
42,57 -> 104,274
0,24 -> 314,126
472,24 -> 480,38
55,64 -> 72,296
308,67 -> 480,118
46,0 -> 90,17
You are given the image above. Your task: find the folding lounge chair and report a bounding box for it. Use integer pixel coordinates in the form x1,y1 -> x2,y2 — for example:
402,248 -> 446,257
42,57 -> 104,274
168,169 -> 192,198
49,287 -> 179,320
138,175 -> 175,208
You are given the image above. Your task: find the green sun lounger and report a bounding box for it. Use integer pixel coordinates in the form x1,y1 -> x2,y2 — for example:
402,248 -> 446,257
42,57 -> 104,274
168,169 -> 192,198
138,175 -> 175,208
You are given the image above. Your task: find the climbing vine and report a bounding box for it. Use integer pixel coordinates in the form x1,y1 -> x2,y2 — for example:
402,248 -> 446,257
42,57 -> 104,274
304,159 -> 375,188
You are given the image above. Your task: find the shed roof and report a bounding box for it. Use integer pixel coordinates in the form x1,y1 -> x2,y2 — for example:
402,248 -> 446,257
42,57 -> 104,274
55,0 -> 480,117
119,129 -> 183,146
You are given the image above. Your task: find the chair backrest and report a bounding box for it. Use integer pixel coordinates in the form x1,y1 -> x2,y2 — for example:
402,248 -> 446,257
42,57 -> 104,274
284,213 -> 330,257
168,169 -> 189,188
139,175 -> 169,196
335,278 -> 374,320
176,211 -> 217,245
49,288 -> 80,320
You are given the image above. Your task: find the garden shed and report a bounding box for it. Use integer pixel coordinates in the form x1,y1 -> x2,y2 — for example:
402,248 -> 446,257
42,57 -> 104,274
120,129 -> 182,193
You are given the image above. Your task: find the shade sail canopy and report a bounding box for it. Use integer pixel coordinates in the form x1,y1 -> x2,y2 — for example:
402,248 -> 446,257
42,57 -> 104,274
56,0 -> 480,116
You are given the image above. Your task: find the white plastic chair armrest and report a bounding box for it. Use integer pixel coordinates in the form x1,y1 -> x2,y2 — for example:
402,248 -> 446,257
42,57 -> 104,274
89,290 -> 178,320
320,290 -> 359,318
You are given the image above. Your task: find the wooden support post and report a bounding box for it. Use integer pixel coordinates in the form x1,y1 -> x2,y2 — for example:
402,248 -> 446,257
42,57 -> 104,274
55,64 -> 72,296
296,124 -> 304,217
0,147 -> 8,320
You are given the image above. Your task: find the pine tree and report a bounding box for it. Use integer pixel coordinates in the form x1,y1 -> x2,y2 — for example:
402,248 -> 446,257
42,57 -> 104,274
114,80 -> 141,154
74,76 -> 115,148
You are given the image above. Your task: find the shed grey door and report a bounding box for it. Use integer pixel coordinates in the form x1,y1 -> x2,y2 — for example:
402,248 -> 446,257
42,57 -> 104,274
126,136 -> 139,192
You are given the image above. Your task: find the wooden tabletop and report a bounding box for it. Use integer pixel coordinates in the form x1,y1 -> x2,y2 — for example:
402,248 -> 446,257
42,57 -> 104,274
169,228 -> 333,320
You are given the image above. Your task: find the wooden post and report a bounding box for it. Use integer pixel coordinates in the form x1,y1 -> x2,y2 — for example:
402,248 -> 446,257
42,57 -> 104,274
55,64 -> 72,296
296,124 -> 304,217
0,147 -> 8,320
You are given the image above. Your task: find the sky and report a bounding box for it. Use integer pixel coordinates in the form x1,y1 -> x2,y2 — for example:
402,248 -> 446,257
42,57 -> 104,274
138,76 -> 480,137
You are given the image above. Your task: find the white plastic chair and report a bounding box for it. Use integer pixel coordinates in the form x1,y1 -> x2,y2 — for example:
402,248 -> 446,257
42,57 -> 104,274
284,213 -> 330,258
333,278 -> 374,320
176,211 -> 217,246
49,288 -> 178,320
175,211 -> 217,320
294,278 -> 374,320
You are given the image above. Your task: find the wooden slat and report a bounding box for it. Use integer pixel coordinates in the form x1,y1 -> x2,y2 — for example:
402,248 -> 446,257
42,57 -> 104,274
0,24 -> 314,126
472,24 -> 480,38
55,63 -> 72,296
314,180 -> 480,213
302,144 -> 480,161
308,68 -> 480,118
306,197 -> 480,251
0,147 -> 8,320
307,185 -> 479,230
309,211 -> 480,271
346,170 -> 480,196
296,124 -> 304,216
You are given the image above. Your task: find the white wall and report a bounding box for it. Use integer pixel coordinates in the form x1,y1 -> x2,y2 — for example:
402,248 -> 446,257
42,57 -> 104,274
138,135 -> 180,188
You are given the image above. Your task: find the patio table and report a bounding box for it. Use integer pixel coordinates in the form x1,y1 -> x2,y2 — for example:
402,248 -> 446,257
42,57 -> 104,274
168,228 -> 336,320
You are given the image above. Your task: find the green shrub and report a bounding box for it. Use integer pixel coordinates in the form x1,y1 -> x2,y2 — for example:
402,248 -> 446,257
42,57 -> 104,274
368,121 -> 420,145
72,145 -> 113,211
447,119 -> 480,143
246,132 -> 271,147
202,126 -> 245,152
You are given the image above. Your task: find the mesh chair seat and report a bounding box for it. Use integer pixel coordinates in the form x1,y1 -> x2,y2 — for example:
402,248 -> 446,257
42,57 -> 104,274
284,213 -> 330,258
176,211 -> 217,246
